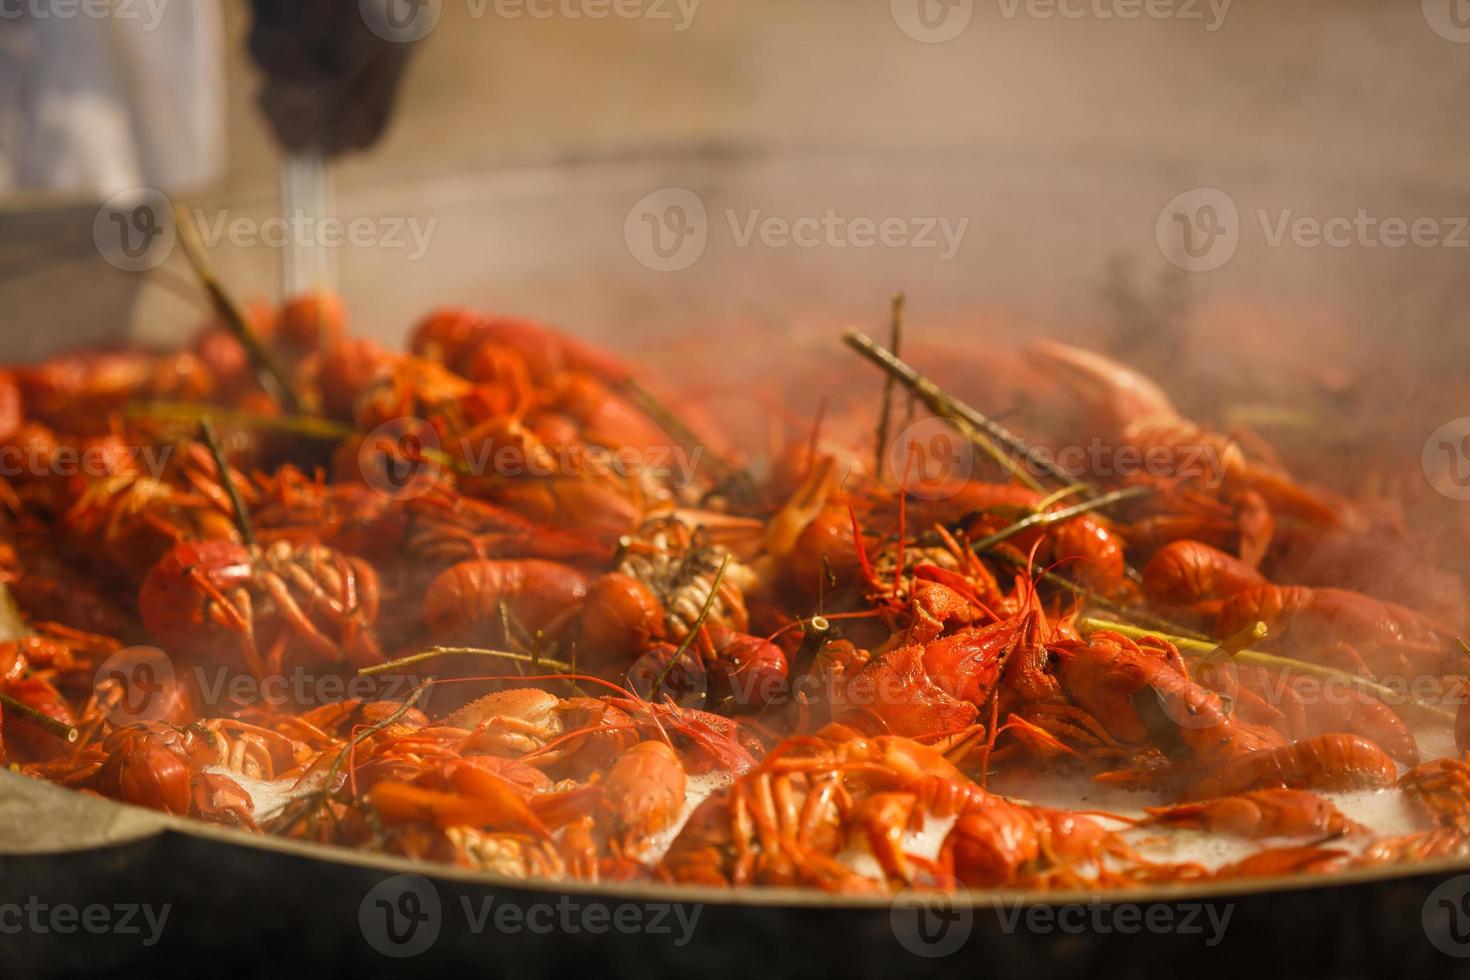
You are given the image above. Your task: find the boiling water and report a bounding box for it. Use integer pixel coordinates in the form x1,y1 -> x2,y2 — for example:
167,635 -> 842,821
223,725 -> 1451,878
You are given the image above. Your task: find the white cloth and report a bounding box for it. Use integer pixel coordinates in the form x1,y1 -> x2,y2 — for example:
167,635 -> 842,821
0,0 -> 225,200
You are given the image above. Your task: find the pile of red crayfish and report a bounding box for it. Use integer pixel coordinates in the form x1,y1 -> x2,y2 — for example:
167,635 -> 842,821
2,290 -> 1467,893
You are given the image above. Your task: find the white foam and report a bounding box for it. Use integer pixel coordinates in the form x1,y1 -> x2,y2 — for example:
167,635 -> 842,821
988,762 -> 1436,872
215,728 -> 1452,881
641,771 -> 734,862
205,767 -> 313,823
828,740 -> 1446,880
838,812 -> 960,879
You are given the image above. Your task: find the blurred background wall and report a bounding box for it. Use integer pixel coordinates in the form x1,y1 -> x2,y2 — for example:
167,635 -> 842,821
207,0 -> 1470,199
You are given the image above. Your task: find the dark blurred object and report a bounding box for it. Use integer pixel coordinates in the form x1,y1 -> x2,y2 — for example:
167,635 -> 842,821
3,822 -> 1469,980
247,0 -> 418,157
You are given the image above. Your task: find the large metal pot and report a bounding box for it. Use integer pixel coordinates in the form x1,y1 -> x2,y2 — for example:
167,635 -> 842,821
2,147 -> 1468,977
